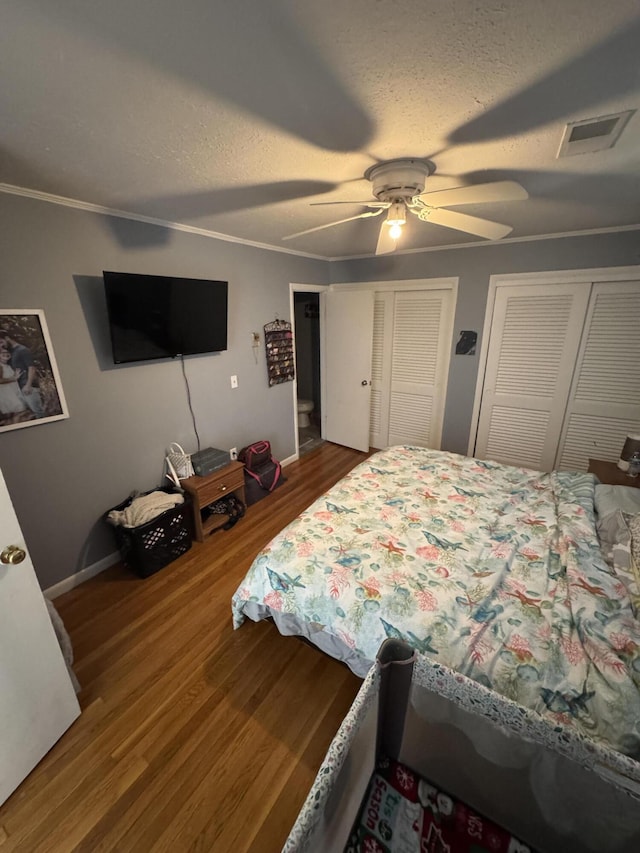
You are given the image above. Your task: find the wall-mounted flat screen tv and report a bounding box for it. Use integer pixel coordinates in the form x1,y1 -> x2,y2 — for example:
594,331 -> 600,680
103,271 -> 228,364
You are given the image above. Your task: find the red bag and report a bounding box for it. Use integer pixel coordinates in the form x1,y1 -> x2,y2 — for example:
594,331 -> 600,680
239,440 -> 272,470
238,441 -> 282,492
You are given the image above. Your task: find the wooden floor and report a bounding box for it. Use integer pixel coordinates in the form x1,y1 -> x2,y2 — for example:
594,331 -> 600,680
0,442 -> 369,852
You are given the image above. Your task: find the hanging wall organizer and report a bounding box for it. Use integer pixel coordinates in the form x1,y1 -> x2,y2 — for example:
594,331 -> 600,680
264,318 -> 294,386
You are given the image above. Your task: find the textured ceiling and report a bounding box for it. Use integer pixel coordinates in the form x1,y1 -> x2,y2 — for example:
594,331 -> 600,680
1,0 -> 639,259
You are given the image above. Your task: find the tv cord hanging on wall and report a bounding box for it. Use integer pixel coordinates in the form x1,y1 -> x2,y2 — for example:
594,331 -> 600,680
180,355 -> 201,452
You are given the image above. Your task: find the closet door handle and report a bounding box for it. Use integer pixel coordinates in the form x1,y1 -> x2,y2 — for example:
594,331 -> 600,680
1,545 -> 26,565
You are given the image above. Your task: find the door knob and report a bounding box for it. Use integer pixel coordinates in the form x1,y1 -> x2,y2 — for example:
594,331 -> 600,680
1,545 -> 26,565
361,380 -> 369,386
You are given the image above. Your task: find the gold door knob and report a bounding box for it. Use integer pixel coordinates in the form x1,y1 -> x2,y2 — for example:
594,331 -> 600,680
1,545 -> 26,565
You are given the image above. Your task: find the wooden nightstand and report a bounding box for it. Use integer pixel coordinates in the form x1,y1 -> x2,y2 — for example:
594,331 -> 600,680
181,461 -> 246,541
588,458 -> 640,489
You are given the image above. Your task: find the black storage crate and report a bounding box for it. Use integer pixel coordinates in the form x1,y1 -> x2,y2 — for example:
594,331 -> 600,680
106,488 -> 193,578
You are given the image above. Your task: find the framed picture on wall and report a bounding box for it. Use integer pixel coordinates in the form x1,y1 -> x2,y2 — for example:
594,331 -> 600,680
0,309 -> 69,433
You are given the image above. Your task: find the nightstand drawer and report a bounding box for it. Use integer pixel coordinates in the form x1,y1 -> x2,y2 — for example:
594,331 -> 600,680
181,461 -> 247,542
197,470 -> 245,505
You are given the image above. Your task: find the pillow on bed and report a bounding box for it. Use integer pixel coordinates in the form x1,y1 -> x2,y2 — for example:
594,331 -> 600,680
594,487 -> 640,595
597,507 -> 640,613
593,481 -> 640,593
624,512 -> 640,613
594,484 -> 640,518
628,512 -> 640,572
597,508 -> 631,567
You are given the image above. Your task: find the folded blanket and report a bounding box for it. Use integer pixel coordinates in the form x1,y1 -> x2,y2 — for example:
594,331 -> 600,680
107,490 -> 184,528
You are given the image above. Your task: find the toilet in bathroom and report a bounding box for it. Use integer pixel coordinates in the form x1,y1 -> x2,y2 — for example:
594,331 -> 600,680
297,398 -> 314,428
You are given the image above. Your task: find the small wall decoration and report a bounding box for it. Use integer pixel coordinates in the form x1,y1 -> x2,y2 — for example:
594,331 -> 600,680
264,318 -> 295,386
0,309 -> 69,433
455,330 -> 478,355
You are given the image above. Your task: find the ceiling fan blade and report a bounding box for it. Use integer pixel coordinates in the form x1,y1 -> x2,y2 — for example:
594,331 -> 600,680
416,181 -> 528,208
123,181 -> 340,222
310,200 -> 389,208
375,223 -> 397,255
423,208 -> 513,240
283,209 -> 383,241
44,1 -> 373,154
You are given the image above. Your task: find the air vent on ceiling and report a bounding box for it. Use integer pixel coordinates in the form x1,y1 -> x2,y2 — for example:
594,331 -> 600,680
557,110 -> 634,157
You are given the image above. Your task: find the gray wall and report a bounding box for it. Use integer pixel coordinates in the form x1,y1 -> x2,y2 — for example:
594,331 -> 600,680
331,231 -> 640,455
0,193 -> 328,588
2,189 -> 639,591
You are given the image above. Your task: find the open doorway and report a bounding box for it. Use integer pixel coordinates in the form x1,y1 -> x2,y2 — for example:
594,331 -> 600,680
293,290 -> 323,456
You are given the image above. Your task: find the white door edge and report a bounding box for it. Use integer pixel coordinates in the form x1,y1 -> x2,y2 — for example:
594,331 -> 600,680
321,289 -> 374,452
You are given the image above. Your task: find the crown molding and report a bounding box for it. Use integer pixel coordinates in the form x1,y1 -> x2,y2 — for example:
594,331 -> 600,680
2,182 -> 639,264
0,183 -> 327,261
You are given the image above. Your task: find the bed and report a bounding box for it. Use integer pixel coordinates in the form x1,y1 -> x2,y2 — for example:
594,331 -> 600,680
232,445 -> 640,759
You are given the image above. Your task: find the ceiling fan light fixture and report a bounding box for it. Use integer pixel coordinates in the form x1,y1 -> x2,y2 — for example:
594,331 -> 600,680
386,201 -> 406,240
288,158 -> 527,252
386,201 -> 406,226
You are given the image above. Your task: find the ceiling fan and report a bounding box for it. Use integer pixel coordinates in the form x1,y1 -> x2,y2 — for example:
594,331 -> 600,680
283,159 -> 529,254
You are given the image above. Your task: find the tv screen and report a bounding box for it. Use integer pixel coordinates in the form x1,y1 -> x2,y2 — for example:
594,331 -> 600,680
103,271 -> 228,364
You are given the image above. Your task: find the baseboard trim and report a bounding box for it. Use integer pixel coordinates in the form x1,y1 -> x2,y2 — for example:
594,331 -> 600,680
44,551 -> 120,600
281,453 -> 297,467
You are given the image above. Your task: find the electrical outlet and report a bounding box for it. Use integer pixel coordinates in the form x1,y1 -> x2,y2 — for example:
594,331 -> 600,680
230,374 -> 238,389
229,447 -> 238,461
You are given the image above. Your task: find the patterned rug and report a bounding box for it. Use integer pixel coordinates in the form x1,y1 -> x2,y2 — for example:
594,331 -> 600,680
346,756 -> 534,852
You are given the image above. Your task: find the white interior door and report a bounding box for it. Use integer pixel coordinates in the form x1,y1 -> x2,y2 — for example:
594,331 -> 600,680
475,282 -> 590,471
322,289 -> 374,452
0,467 -> 80,806
556,280 -> 640,470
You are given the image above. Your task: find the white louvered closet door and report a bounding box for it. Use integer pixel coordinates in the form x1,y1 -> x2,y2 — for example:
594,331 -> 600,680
475,283 -> 590,471
388,291 -> 452,447
556,280 -> 640,470
369,289 -> 453,449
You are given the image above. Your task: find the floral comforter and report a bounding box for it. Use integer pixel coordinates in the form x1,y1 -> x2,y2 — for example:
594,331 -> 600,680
232,446 -> 640,755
